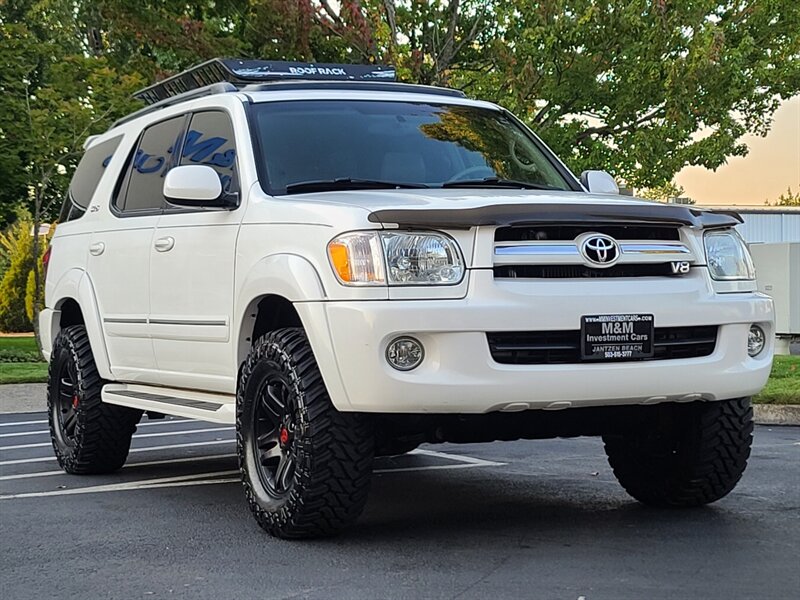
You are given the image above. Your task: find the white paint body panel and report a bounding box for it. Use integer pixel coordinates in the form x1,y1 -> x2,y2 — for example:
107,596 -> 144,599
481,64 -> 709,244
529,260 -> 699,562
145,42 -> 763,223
89,221 -> 158,376
149,209 -> 242,391
41,88 -> 775,420
319,271 -> 774,412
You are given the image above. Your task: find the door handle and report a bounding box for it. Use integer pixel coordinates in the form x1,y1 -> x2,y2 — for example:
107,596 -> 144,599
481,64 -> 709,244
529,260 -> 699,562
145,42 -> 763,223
154,236 -> 175,252
89,242 -> 105,256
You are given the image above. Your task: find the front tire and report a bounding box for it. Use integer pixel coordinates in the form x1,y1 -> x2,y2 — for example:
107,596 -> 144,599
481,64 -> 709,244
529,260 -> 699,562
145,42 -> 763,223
237,328 -> 374,538
47,325 -> 142,474
603,398 -> 754,507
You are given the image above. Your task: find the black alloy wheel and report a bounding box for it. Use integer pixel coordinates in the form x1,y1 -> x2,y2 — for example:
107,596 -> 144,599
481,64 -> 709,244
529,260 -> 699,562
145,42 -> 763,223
47,325 -> 142,474
237,327 -> 374,538
252,372 -> 299,497
52,355 -> 80,449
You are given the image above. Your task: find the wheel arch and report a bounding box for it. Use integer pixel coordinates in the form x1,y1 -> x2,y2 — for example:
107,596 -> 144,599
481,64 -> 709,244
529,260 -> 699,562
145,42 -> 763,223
236,294 -> 303,367
46,269 -> 113,380
235,253 -> 325,362
234,254 -> 352,410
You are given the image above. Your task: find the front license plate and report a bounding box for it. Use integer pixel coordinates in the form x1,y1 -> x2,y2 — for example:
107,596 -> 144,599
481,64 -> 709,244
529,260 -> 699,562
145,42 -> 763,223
581,314 -> 654,361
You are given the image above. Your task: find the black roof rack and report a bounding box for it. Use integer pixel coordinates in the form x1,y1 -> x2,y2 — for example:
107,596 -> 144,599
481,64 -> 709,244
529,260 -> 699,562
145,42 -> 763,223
111,58 -> 465,130
113,82 -> 237,128
133,58 -> 397,105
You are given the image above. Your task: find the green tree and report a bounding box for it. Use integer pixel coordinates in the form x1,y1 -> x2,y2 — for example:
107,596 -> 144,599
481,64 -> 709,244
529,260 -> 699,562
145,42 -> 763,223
766,186 -> 800,206
2,0 -> 799,220
638,181 -> 692,203
1,5 -> 146,346
25,225 -> 51,324
91,0 -> 244,76
473,1 -> 800,189
268,1 -> 800,189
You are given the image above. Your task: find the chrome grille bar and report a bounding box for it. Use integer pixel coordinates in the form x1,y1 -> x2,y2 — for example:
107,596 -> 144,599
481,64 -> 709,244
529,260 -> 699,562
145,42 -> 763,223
493,241 -> 695,266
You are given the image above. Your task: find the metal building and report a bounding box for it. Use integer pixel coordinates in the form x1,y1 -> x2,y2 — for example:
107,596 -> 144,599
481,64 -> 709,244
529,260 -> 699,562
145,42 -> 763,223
721,208 -> 800,243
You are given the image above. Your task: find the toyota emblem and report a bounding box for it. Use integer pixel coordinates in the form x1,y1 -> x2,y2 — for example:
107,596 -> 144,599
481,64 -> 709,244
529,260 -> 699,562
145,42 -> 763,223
579,234 -> 620,267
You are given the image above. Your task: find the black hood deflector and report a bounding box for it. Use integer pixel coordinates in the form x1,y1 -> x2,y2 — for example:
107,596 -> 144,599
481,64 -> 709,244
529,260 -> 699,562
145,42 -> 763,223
367,203 -> 742,230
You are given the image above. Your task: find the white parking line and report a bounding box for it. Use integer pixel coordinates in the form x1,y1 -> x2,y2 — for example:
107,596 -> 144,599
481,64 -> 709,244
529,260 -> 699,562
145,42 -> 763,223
0,419 -> 47,428
0,439 -> 235,466
0,470 -> 240,500
0,450 -> 499,482
374,448 -> 505,472
0,430 -> 54,439
0,419 -> 200,438
411,449 -> 503,466
0,454 -> 238,481
0,450 -> 505,498
0,426 -> 232,451
0,418 -> 195,429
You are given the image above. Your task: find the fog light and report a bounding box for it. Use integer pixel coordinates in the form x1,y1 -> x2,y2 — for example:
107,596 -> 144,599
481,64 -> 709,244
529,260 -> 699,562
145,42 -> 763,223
386,336 -> 424,371
747,325 -> 766,357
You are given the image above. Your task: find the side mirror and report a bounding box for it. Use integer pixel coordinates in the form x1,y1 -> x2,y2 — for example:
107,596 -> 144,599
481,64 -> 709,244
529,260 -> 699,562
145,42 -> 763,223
580,170 -> 620,195
163,165 -> 236,208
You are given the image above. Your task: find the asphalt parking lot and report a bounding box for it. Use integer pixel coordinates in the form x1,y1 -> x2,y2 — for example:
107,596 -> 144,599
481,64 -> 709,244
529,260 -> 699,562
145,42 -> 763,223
0,412 -> 798,600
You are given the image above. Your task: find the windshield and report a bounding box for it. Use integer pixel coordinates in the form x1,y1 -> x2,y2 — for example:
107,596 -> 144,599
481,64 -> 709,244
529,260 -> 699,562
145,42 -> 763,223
252,100 -> 575,195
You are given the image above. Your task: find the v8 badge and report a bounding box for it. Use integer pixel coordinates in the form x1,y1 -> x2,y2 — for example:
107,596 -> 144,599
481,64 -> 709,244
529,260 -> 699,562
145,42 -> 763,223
670,261 -> 691,275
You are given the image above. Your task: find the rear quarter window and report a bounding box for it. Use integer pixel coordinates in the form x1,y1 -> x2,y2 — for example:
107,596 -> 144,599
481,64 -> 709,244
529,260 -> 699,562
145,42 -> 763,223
59,135 -> 123,222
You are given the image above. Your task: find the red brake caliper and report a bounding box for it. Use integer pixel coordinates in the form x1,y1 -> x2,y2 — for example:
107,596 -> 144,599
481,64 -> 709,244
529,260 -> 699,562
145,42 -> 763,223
72,395 -> 79,409
279,426 -> 289,447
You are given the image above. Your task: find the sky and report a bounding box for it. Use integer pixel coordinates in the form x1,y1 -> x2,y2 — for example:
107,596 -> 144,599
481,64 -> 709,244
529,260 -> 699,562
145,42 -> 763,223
675,96 -> 800,206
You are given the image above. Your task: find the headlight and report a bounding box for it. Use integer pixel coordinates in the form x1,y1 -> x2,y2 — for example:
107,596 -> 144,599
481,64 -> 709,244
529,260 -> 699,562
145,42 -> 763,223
328,231 -> 464,286
703,229 -> 755,281
381,232 -> 464,284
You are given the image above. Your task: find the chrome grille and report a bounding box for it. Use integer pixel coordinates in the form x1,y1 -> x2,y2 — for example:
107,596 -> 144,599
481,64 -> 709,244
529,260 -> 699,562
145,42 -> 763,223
493,225 -> 695,279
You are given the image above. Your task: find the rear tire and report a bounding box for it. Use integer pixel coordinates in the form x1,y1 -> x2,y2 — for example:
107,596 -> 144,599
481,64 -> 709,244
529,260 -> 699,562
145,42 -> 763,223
47,325 -> 142,474
603,398 -> 753,507
237,328 -> 374,538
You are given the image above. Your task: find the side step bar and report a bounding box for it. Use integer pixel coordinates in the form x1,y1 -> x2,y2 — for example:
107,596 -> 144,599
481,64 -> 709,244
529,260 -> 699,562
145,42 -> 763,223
102,384 -> 236,424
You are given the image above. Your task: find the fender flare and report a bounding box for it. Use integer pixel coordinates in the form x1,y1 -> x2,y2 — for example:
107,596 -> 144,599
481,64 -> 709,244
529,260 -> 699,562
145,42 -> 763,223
233,254 -> 353,411
234,254 -> 326,358
237,253 -> 327,307
48,269 -> 113,380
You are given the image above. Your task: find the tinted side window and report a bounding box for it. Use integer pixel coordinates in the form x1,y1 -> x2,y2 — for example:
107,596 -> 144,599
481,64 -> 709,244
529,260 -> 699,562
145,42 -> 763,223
180,111 -> 237,193
117,115 -> 186,213
59,135 -> 122,222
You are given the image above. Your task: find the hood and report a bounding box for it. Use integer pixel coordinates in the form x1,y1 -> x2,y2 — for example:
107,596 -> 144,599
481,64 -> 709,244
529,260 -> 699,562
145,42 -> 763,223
289,189 -> 741,230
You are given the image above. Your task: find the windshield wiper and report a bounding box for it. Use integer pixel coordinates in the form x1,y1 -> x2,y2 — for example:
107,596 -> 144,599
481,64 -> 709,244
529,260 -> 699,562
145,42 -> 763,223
441,177 -> 560,190
285,178 -> 429,194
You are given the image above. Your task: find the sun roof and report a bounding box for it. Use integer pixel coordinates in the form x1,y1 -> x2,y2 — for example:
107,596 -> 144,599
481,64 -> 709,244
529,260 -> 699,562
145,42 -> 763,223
134,58 -> 397,105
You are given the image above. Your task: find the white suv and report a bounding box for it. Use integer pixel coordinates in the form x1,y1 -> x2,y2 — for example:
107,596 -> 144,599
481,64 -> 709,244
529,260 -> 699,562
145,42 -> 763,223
40,59 -> 774,538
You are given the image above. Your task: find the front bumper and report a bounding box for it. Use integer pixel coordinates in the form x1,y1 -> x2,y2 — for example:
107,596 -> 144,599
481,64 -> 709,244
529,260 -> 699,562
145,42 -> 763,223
301,270 -> 774,413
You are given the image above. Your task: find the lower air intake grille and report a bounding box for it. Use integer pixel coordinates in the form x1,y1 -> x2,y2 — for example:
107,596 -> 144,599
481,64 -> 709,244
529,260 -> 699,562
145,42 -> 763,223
487,326 -> 718,365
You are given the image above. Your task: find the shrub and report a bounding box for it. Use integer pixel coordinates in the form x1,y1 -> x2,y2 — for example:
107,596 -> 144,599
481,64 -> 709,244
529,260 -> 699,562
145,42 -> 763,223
0,251 -> 8,284
0,219 -> 35,332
